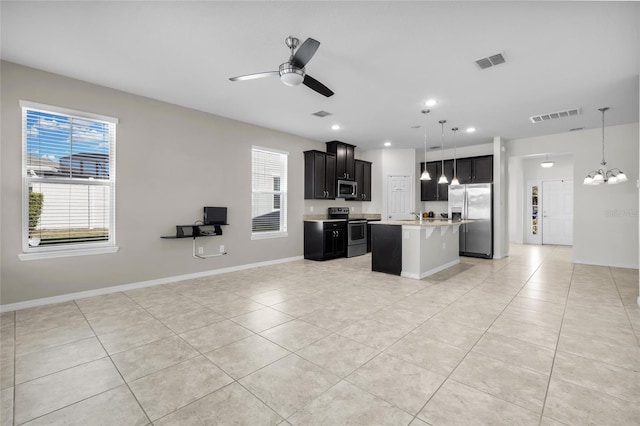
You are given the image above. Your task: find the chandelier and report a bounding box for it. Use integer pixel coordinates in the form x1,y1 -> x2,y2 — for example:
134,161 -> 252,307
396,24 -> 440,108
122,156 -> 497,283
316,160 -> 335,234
583,107 -> 627,185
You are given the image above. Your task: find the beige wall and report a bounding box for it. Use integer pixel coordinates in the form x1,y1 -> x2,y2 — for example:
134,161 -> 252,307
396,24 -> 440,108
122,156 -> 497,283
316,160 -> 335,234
508,123 -> 639,269
1,61 -> 330,305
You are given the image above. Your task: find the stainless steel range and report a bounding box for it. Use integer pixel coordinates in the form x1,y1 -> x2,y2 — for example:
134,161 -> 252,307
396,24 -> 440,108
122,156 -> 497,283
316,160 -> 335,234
328,207 -> 367,258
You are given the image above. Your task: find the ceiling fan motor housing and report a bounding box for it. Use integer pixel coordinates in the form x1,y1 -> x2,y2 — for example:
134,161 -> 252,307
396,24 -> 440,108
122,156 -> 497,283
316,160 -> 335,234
279,62 -> 305,86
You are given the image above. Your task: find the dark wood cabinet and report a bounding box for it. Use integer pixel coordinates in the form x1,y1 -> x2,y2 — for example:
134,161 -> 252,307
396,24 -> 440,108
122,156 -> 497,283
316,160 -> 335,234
304,221 -> 346,260
326,141 -> 356,180
371,224 -> 402,275
454,155 -> 493,184
420,160 -> 453,201
353,159 -> 372,202
420,162 -> 439,201
472,155 -> 493,183
304,150 -> 336,199
422,156 -> 493,199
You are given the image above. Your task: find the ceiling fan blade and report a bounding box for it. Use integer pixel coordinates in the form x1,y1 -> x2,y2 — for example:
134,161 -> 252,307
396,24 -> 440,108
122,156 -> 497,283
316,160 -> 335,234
303,75 -> 334,97
291,38 -> 320,68
229,71 -> 279,81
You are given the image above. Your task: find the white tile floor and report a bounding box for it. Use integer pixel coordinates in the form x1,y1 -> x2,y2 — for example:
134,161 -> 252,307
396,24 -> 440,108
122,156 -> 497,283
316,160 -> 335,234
1,244 -> 639,425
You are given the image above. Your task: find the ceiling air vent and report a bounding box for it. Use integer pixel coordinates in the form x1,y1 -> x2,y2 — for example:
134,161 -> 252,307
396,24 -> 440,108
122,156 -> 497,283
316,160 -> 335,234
312,110 -> 332,118
475,53 -> 505,69
529,108 -> 581,124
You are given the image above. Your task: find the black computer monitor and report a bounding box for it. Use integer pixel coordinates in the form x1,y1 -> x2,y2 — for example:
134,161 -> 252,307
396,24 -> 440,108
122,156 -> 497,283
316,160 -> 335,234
203,207 -> 228,225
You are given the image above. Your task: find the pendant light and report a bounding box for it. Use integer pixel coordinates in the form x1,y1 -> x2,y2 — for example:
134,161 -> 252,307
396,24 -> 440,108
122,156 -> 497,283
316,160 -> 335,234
420,109 -> 431,181
451,127 -> 460,185
438,120 -> 448,184
583,107 -> 627,185
540,154 -> 554,168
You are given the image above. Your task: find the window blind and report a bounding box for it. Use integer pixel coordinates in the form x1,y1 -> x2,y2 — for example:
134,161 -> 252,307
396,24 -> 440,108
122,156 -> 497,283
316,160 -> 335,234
251,147 -> 287,238
22,103 -> 116,250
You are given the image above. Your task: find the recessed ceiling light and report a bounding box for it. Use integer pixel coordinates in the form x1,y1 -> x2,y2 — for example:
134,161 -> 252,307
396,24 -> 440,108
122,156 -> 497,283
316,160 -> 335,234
384,141 -> 392,147
425,99 -> 438,107
331,124 -> 340,130
466,127 -> 476,133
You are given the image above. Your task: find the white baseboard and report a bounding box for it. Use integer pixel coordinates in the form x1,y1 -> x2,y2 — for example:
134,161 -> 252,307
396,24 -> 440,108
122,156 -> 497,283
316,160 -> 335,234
401,259 -> 460,280
572,258 -> 640,270
0,255 -> 304,313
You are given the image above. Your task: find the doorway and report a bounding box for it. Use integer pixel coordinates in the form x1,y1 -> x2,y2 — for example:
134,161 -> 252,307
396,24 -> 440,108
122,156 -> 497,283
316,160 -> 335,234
387,175 -> 412,220
542,179 -> 573,245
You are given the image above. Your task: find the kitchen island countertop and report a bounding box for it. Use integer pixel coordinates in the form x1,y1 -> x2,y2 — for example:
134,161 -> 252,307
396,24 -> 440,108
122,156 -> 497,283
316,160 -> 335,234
371,219 -> 471,227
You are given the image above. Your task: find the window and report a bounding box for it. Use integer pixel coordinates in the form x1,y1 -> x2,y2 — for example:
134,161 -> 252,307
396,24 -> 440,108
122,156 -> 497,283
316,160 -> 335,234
20,101 -> 118,260
251,146 -> 288,239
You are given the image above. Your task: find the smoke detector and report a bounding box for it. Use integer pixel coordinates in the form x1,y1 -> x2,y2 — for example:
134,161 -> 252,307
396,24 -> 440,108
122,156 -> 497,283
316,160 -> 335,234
529,108 -> 581,123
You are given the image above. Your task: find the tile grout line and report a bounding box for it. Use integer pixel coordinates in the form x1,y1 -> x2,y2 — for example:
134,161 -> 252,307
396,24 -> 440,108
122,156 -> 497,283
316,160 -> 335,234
73,298 -> 154,426
407,252 -> 550,425
537,251 -> 575,426
609,267 -> 640,348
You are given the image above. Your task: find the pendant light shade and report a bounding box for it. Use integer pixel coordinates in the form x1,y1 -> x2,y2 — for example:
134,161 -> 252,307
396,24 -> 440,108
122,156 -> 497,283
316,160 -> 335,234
451,127 -> 460,185
420,110 -> 431,181
438,120 -> 448,184
584,107 -> 627,185
540,154 -> 555,168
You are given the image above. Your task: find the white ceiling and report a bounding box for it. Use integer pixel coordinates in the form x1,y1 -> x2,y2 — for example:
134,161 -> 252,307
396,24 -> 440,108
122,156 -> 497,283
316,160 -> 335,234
2,1 -> 638,151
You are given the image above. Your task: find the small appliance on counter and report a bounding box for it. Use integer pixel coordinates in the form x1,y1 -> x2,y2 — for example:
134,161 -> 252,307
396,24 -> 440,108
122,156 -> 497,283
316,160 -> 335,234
328,207 -> 367,257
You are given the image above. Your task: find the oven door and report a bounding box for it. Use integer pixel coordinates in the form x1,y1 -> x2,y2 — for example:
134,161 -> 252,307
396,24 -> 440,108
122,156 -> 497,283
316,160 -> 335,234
348,220 -> 367,245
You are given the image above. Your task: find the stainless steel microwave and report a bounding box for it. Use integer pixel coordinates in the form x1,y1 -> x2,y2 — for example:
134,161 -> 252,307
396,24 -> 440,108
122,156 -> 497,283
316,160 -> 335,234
337,179 -> 357,199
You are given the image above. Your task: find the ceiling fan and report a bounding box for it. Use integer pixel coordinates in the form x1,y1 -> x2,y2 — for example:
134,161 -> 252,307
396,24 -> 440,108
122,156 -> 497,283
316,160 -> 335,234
229,36 -> 334,97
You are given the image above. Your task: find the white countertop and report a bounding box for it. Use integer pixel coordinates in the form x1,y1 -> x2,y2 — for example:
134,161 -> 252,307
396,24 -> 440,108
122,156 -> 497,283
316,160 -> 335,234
371,219 -> 471,227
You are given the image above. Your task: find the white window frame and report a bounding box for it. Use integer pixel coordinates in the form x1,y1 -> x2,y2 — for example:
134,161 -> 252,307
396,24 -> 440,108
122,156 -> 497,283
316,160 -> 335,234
251,145 -> 288,240
19,100 -> 119,261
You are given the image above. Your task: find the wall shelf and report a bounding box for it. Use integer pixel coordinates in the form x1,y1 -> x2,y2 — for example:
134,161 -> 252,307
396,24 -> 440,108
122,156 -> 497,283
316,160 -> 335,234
161,224 -> 228,259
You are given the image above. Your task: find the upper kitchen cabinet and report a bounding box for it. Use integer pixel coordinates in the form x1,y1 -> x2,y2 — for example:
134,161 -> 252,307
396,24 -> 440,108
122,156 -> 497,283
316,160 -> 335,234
420,162 -> 439,201
420,160 -> 453,201
455,155 -> 493,183
326,141 -> 356,180
304,150 -> 336,199
353,159 -> 372,201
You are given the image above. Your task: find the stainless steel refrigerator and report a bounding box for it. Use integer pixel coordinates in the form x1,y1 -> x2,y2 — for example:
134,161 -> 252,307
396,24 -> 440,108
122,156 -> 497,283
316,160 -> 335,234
448,183 -> 493,258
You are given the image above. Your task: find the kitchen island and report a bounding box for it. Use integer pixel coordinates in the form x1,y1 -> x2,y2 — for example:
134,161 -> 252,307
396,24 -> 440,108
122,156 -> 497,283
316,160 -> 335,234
370,219 -> 468,279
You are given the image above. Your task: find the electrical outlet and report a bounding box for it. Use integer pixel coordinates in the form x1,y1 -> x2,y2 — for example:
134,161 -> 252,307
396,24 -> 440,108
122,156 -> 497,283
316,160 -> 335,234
198,247 -> 204,255
310,206 -> 314,212
442,242 -> 446,249
219,245 -> 225,253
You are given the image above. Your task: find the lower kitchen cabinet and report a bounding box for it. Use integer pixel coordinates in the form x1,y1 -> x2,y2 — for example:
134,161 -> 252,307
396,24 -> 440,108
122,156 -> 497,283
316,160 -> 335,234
304,221 -> 346,260
371,224 -> 402,275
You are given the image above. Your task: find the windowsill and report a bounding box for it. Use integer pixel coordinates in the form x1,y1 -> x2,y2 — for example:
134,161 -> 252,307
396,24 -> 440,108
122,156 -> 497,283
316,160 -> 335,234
18,246 -> 119,261
251,231 -> 288,240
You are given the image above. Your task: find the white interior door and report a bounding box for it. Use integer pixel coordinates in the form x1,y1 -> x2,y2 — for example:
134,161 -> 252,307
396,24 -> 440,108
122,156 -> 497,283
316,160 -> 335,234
542,180 -> 573,245
387,175 -> 412,220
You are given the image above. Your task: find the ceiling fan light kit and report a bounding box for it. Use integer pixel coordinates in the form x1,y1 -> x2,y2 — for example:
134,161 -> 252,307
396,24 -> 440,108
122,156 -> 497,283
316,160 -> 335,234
583,107 -> 627,185
229,35 -> 334,97
279,62 -> 304,86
